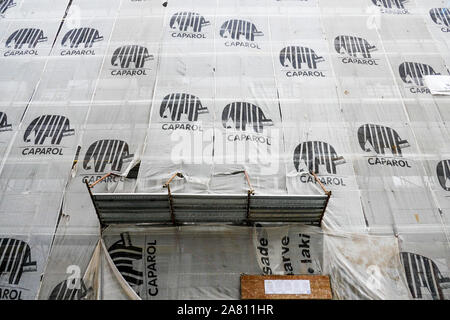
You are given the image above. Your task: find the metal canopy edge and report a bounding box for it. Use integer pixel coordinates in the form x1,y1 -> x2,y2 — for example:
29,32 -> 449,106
86,172 -> 331,228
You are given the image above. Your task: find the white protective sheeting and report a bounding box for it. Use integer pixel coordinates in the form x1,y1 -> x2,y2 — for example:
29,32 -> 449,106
37,0 -> 166,300
0,0 -> 73,300
100,224 -> 323,299
98,224 -> 410,300
323,230 -> 411,300
0,0 -> 448,301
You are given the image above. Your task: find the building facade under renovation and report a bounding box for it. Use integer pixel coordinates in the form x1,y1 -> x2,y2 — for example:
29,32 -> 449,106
0,0 -> 449,300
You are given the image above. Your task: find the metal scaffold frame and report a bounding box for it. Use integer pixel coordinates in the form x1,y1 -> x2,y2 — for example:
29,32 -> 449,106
86,171 -> 331,228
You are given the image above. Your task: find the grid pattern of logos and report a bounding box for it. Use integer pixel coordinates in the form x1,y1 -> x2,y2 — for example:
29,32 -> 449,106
0,0 -> 448,300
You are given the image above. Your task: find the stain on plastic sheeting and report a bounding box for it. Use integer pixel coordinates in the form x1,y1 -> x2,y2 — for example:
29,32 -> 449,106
333,235 -> 399,270
326,234 -> 409,299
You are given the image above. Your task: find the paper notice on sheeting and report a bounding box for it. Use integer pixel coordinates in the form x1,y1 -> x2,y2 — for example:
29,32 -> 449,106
264,280 -> 311,295
423,75 -> 450,95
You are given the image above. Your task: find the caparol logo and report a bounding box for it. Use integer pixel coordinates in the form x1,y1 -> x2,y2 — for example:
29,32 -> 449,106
82,139 -> 134,184
430,8 -> 450,33
437,160 -> 450,191
280,46 -> 326,78
4,28 -> 47,57
160,93 -> 208,132
358,123 -> 412,168
0,112 -> 12,132
108,233 -> 144,292
0,238 -> 37,300
110,45 -> 154,76
0,0 -> 16,16
334,35 -> 378,65
399,62 -> 441,94
400,252 -> 450,300
108,233 -> 159,298
293,141 -> 347,186
48,278 -> 90,300
170,11 -> 210,38
60,27 -> 103,56
220,19 -> 263,49
222,102 -> 273,145
371,0 -> 409,14
21,115 -> 75,156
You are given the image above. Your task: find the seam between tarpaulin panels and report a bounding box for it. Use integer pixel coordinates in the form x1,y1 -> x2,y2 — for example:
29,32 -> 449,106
37,1 -> 123,300
71,2 -> 122,175
315,1 -> 369,233
299,3 -> 344,204
136,2 -> 170,192
266,0 -> 288,195
209,0 -> 219,193
20,0 -> 73,121
350,11 -> 413,235
0,0 -> 79,300
0,0 -> 73,179
372,7 -> 450,247
411,0 -> 450,247
410,0 -> 447,126
35,0 -> 78,299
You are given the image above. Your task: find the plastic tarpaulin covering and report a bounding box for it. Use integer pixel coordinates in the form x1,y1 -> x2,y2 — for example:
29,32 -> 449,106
37,0 -> 165,300
95,224 -> 409,300
323,231 -> 411,299
0,0 -> 448,300
0,0 -> 73,300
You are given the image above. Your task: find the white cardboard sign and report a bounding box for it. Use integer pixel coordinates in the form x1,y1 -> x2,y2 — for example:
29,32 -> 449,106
264,280 -> 311,295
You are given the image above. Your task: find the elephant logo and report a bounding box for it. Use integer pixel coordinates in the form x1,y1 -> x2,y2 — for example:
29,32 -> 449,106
294,141 -> 346,175
399,62 -> 440,87
437,160 -> 450,191
334,35 -> 377,59
83,140 -> 134,173
280,46 -> 324,69
358,124 -> 410,157
170,12 -> 210,32
49,278 -> 90,300
0,112 -> 12,132
430,8 -> 450,28
24,115 -> 75,145
0,0 -> 16,15
108,233 -> 143,288
0,238 -> 37,285
6,28 -> 47,49
111,45 -> 153,69
160,93 -> 208,122
222,102 -> 273,134
400,252 -> 450,300
62,27 -> 103,49
372,0 -> 408,9
220,19 -> 263,41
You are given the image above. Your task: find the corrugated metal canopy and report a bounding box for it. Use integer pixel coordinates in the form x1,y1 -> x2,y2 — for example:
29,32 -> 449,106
90,192 -> 330,226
